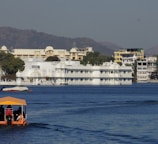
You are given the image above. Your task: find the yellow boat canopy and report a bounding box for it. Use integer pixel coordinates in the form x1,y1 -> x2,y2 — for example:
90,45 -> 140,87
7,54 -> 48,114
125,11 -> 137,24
0,96 -> 27,106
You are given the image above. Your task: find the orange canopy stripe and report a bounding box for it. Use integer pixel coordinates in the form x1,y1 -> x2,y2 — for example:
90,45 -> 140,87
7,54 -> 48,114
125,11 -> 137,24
0,96 -> 27,106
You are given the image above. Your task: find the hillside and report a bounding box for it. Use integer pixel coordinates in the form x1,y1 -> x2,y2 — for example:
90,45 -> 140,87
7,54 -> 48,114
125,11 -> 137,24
0,27 -> 120,56
145,46 -> 158,56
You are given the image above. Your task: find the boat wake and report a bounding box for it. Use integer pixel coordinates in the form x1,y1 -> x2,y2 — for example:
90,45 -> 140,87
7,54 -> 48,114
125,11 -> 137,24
27,122 -> 51,129
62,100 -> 158,115
48,124 -> 158,143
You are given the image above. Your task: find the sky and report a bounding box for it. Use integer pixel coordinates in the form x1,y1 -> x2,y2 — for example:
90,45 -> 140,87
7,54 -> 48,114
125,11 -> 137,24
0,0 -> 158,49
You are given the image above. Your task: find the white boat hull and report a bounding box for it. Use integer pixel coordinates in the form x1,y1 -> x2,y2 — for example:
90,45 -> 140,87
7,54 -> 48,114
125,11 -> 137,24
2,86 -> 29,92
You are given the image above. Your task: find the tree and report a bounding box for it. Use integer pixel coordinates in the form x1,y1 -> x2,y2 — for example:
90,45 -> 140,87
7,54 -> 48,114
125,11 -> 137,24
81,52 -> 113,65
132,60 -> 137,82
0,52 -> 25,79
45,56 -> 60,61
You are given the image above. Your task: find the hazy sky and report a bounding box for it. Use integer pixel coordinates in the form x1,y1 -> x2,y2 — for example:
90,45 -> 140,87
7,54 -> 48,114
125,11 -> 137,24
0,0 -> 158,49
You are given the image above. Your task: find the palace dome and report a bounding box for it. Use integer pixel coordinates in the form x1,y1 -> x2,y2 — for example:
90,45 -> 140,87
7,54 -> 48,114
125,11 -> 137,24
45,46 -> 54,52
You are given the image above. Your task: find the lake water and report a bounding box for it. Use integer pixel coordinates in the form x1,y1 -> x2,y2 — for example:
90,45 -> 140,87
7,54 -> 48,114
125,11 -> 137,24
0,83 -> 158,144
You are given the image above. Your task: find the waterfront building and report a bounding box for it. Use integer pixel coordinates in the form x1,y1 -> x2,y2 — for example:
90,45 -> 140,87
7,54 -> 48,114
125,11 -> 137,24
114,48 -> 144,63
16,60 -> 133,85
137,59 -> 148,81
146,56 -> 157,80
146,56 -> 157,74
137,57 -> 157,82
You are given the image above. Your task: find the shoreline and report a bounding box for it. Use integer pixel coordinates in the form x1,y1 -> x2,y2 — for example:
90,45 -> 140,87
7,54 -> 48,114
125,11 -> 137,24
1,79 -> 158,86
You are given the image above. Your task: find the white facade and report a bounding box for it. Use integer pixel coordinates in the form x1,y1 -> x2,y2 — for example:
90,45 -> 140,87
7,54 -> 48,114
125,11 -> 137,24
16,60 -> 133,85
122,54 -> 137,65
137,57 -> 157,82
137,59 -> 148,81
146,56 -> 157,76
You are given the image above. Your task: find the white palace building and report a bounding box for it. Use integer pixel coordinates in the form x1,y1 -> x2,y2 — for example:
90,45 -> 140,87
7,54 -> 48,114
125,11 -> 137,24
16,60 -> 133,86
0,45 -> 133,85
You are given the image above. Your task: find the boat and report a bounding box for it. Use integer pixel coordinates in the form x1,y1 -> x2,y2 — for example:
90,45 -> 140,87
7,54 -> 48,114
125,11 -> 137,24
0,96 -> 27,126
2,86 -> 30,92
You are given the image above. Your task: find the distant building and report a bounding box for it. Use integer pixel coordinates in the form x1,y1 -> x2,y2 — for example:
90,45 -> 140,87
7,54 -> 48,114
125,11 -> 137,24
137,56 -> 157,82
0,45 -> 9,53
69,47 -> 93,61
114,48 -> 144,63
0,45 -> 93,61
146,56 -> 157,79
137,59 -> 148,81
122,54 -> 137,65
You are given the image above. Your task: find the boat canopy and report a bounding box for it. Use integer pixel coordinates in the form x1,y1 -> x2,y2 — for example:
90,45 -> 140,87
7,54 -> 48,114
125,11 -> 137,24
0,96 -> 27,106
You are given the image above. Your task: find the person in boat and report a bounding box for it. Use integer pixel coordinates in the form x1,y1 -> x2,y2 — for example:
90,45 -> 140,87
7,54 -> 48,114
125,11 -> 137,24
16,112 -> 26,124
14,106 -> 25,120
18,107 -> 25,118
6,105 -> 13,125
0,105 -> 4,121
13,109 -> 19,121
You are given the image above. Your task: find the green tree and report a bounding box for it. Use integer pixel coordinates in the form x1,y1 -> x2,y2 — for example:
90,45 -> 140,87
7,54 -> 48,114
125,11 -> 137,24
45,56 -> 60,61
81,52 -> 113,65
0,52 -> 25,76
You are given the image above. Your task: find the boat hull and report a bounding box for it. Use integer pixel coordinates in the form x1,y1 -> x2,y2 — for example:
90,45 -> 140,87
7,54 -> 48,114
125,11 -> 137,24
0,120 -> 27,126
2,86 -> 29,92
